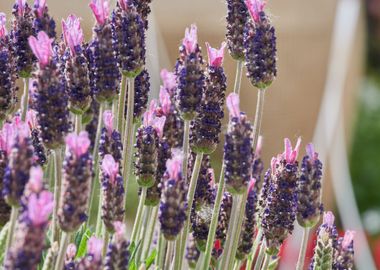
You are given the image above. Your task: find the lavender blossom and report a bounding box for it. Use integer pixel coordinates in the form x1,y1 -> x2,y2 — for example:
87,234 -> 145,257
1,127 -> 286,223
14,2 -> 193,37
29,31 -> 70,150
135,101 -> 165,187
58,132 -> 93,232
85,97 -> 100,151
33,0 -> 56,38
333,231 -> 355,270
99,110 -> 123,165
26,110 -> 47,167
191,42 -> 227,154
244,0 -> 277,89
77,237 -> 103,270
4,188 -> 53,270
226,0 -> 248,60
62,15 -> 92,114
11,0 -> 35,77
159,151 -> 187,240
88,0 -> 120,102
3,118 -> 34,206
262,138 -> 301,255
104,222 -> 130,270
224,93 -> 253,194
216,191 -> 233,245
0,14 -> 18,121
132,0 -> 152,29
101,155 -> 125,232
297,143 -> 323,228
186,233 -> 200,269
175,24 -> 205,121
112,0 -> 145,77
251,136 -> 264,221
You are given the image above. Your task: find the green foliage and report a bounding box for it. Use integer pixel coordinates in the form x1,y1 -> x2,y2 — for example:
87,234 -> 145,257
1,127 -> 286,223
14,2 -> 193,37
145,248 -> 157,269
76,228 -> 92,259
0,223 -> 9,264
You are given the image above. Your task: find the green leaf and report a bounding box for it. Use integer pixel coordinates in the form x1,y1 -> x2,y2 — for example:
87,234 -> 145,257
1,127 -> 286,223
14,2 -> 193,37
268,256 -> 280,270
76,228 -> 92,258
0,222 -> 9,264
128,240 -> 141,264
145,248 -> 157,269
129,261 -> 137,270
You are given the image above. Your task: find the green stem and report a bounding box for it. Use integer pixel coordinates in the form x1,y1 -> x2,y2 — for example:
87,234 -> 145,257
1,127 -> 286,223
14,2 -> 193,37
254,242 -> 266,270
136,205 -> 150,262
122,78 -> 135,213
261,252 -> 270,270
95,178 -> 103,237
54,232 -> 70,270
176,152 -> 203,269
164,240 -> 174,270
52,148 -> 62,243
130,187 -> 147,244
233,259 -> 241,270
182,120 -> 190,182
195,252 -> 204,270
47,153 -> 55,192
246,229 -> 263,270
117,74 -> 127,135
21,78 -> 29,121
102,230 -> 110,257
252,89 -> 266,151
233,61 -> 244,95
201,165 -> 226,270
5,206 -> 18,255
87,102 -> 105,227
141,206 -> 158,261
156,233 -> 167,269
296,227 -> 311,270
75,114 -> 82,134
173,237 -> 182,270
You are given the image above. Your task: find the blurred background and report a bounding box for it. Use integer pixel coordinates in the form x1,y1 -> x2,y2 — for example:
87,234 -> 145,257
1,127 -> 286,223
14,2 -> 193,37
1,0 -> 380,269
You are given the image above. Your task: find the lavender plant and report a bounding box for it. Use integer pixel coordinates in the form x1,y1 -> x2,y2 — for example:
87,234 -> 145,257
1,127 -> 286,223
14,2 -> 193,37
0,0 -> 358,269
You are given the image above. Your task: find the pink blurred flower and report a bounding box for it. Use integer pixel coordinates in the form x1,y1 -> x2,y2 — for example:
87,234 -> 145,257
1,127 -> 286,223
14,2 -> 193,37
101,154 -> 119,185
0,13 -> 7,39
166,149 -> 183,181
28,191 -> 53,226
87,236 -> 103,260
342,230 -> 355,250
183,24 -> 198,54
160,69 -> 176,92
159,86 -> 171,115
62,15 -> 84,56
205,42 -> 226,67
114,221 -> 126,242
66,244 -> 77,259
34,0 -> 46,18
323,211 -> 335,227
245,0 -> 266,23
306,143 -> 318,161
226,93 -> 240,119
118,0 -> 130,11
26,109 -> 38,130
28,166 -> 44,193
283,137 -> 301,164
89,0 -> 109,26
143,100 -> 158,128
65,131 -> 91,158
28,31 -> 54,68
16,0 -> 26,17
103,110 -> 114,135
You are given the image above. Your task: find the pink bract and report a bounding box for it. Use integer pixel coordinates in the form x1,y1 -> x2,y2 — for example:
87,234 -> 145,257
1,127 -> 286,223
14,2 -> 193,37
101,154 -> 119,185
34,0 -> 46,18
28,31 -> 54,68
62,14 -> 84,56
28,191 -> 53,226
226,93 -> 240,119
89,0 -> 109,26
160,69 -> 176,92
245,0 -> 266,23
283,137 -> 301,164
183,24 -> 198,54
65,131 -> 91,158
205,42 -> 226,67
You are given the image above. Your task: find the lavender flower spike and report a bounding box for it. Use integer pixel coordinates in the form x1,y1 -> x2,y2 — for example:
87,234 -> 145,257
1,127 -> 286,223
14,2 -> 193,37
101,154 -> 124,232
191,42 -> 227,154
0,13 -> 18,122
29,31 -> 70,149
4,190 -> 53,269
224,93 -> 253,194
26,110 -> 47,167
244,0 -> 277,89
62,15 -> 92,114
175,24 -> 205,121
297,143 -> 323,228
262,137 -> 301,255
99,110 -> 123,165
105,221 -> 130,270
58,132 -> 93,232
159,150 -> 187,240
33,0 -> 56,38
77,236 -> 103,270
334,230 -> 355,270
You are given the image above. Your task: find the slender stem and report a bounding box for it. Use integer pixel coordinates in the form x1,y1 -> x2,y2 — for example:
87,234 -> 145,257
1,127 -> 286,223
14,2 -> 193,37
5,206 -> 18,254
261,253 -> 270,270
102,230 -> 110,257
52,148 -> 62,243
130,187 -> 147,244
122,78 -> 135,212
164,240 -> 174,270
156,234 -> 167,269
136,205 -> 150,263
296,227 -> 311,270
201,165 -> 226,270
252,89 -> 266,151
21,78 -> 29,121
117,74 -> 128,135
182,120 -> 190,182
173,237 -> 182,270
47,153 -> 54,191
233,259 -> 241,270
75,114 -> 82,134
254,242 -> 266,270
142,206 -> 158,261
54,232 -> 70,270
95,180 -> 103,237
233,61 -> 244,95
176,152 -> 203,269
87,102 -> 105,226
246,229 -> 263,270
195,252 -> 204,270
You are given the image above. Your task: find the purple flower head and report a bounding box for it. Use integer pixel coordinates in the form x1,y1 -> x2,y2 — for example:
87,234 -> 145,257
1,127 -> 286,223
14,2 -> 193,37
342,230 -> 355,250
89,0 -> 110,26
166,150 -> 183,181
27,166 -> 44,193
159,86 -> 172,115
101,154 -> 119,185
34,0 -> 46,18
62,14 -> 84,56
28,31 -> 53,68
65,131 -> 91,158
16,0 -> 27,16
103,110 -> 114,136
160,69 -> 177,93
66,243 -> 77,259
205,42 -> 226,67
87,236 -> 103,261
226,93 -> 241,119
245,0 -> 266,23
28,191 -> 53,226
183,24 -> 198,55
0,13 -> 7,39
283,137 -> 301,164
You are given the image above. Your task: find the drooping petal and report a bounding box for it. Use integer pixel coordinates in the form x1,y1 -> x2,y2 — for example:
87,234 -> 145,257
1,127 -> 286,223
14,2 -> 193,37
87,237 -> 103,260
166,149 -> 183,181
342,230 -> 355,250
152,116 -> 166,139
143,100 -> 158,128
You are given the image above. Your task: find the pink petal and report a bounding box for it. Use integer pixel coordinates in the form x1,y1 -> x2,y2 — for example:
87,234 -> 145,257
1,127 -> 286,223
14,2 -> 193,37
87,237 -> 103,260
283,137 -> 301,164
65,131 -> 91,157
101,154 -> 119,184
160,69 -> 177,92
28,191 -> 53,225
66,244 -> 77,259
205,41 -> 226,67
62,15 -> 84,56
152,116 -> 166,139
245,0 -> 266,23
114,221 -> 126,242
342,230 -> 355,250
103,110 -> 114,135
26,109 -> 38,130
28,31 -> 54,68
270,156 -> 277,173
118,0 -> 129,11
28,166 -> 44,193
89,0 -> 109,26
248,178 -> 256,193
0,123 -> 16,155
323,211 -> 335,227
34,0 -> 46,18
166,149 -> 183,181
17,0 -> 26,16
143,100 -> 158,127
306,143 -> 319,161
0,13 -> 7,39
183,24 -> 198,54
159,86 -> 171,115
226,93 -> 240,119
